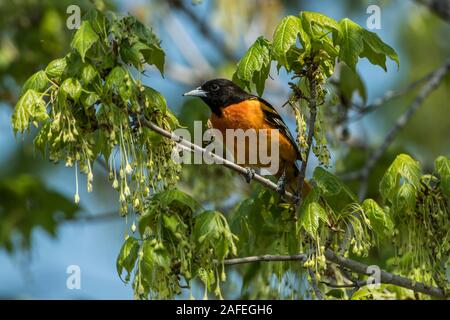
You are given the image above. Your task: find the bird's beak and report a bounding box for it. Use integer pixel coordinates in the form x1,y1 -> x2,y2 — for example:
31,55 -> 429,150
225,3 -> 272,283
183,87 -> 207,97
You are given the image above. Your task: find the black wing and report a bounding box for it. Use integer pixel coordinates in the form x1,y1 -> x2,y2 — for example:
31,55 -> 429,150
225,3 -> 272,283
252,96 -> 302,161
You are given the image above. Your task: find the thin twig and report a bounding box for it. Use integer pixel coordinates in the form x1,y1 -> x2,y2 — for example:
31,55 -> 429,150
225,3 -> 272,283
223,253 -> 307,265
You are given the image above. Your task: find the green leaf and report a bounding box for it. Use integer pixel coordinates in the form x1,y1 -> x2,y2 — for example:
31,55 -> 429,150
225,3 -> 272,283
12,89 -> 48,133
326,289 -> 346,299
362,199 -> 393,237
84,9 -> 108,36
116,236 -> 140,283
380,154 -> 421,201
120,43 -> 144,70
60,78 -> 82,101
336,19 -> 364,70
313,167 -> 342,196
298,188 -> 327,238
351,287 -> 373,300
71,21 -> 99,62
162,214 -> 180,234
194,210 -> 236,260
435,156 -> 450,198
360,29 -> 399,71
105,66 -> 127,91
94,129 -> 111,163
394,183 -> 417,211
313,167 -> 358,201
64,52 -> 84,78
130,20 -> 166,75
143,86 -> 168,113
158,188 -> 200,213
300,11 -> 339,35
439,175 -> 450,199
232,36 -> 271,95
140,240 -> 171,275
301,201 -> 327,239
272,15 -> 309,69
141,43 -> 165,76
81,91 -> 99,107
21,70 -> 48,95
81,64 -> 99,84
45,57 -> 68,79
435,156 -> 450,176
132,18 -> 159,46
194,210 -> 223,244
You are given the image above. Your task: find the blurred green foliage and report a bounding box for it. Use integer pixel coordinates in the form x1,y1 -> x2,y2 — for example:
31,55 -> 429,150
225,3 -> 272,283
0,174 -> 77,251
0,0 -> 97,103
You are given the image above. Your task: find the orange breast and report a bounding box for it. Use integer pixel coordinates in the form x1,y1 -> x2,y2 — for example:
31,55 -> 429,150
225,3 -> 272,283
209,100 -> 298,169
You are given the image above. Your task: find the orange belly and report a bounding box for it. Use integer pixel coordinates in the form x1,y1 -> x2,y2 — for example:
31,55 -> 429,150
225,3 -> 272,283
209,100 -> 297,171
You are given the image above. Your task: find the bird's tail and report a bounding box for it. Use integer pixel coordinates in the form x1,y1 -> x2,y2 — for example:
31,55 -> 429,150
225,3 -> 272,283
285,164 -> 312,198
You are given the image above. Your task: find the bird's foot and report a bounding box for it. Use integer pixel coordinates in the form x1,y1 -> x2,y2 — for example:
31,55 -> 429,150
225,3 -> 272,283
244,168 -> 256,183
276,170 -> 287,196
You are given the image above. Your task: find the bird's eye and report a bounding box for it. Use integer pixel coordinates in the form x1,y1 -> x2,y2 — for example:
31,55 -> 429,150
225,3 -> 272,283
210,84 -> 220,91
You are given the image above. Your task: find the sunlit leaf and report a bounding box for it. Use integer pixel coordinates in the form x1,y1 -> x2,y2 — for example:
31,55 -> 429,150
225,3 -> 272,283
362,198 -> 393,237
12,89 -> 48,133
81,63 -> 99,84
435,155 -> 450,197
71,21 -> 99,62
60,78 -> 82,101
116,236 -> 140,283
336,18 -> 364,70
232,36 -> 271,95
45,57 -> 68,79
300,11 -> 339,35
20,70 -> 48,95
359,29 -> 399,71
394,183 -> 417,211
380,154 -> 421,201
272,15 -> 309,69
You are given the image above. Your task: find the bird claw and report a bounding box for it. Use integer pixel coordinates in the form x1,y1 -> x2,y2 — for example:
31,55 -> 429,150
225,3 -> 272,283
244,168 -> 255,183
276,170 -> 287,196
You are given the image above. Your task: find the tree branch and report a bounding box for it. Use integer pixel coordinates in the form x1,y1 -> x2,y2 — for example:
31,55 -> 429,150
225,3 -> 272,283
324,249 -> 446,299
320,280 -> 367,289
222,249 -> 446,299
139,116 -> 297,202
308,267 -> 324,300
297,75 -> 318,201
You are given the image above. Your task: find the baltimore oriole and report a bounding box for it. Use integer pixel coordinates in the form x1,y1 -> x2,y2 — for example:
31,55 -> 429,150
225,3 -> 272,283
184,78 -> 310,197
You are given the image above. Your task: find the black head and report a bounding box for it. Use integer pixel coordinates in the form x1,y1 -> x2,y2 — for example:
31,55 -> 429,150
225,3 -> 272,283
183,79 -> 253,116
